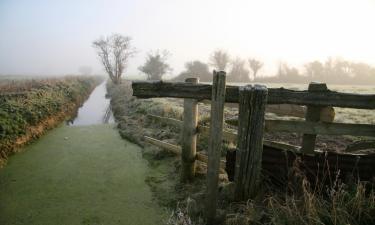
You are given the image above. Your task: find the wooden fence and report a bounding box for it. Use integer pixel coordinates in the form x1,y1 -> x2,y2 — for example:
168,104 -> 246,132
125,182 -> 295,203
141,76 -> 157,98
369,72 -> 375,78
132,71 -> 375,224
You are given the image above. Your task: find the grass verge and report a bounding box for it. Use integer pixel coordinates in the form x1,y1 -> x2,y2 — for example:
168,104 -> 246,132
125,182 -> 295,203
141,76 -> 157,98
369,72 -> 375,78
0,76 -> 102,167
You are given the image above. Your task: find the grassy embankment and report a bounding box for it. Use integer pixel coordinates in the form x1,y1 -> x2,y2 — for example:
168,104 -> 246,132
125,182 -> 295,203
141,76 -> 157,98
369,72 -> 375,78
0,76 -> 102,167
108,80 -> 375,225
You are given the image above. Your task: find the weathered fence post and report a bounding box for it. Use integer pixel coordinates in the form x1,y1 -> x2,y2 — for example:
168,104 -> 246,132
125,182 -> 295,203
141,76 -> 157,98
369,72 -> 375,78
234,85 -> 268,201
301,82 -> 328,154
206,71 -> 226,224
181,78 -> 199,182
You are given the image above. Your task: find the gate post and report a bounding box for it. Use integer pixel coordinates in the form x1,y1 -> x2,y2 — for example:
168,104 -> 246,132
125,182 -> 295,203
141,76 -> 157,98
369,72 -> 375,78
234,85 -> 268,200
301,82 -> 328,154
181,78 -> 199,182
206,71 -> 226,224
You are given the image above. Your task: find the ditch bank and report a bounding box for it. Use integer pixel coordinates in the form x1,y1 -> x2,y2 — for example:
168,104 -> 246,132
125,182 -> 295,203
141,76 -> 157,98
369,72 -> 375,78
107,80 -> 219,224
107,81 -> 194,207
0,76 -> 102,167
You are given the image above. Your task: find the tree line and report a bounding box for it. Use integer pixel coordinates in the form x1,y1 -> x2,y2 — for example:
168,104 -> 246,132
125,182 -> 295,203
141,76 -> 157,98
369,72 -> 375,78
93,34 -> 375,85
260,58 -> 375,85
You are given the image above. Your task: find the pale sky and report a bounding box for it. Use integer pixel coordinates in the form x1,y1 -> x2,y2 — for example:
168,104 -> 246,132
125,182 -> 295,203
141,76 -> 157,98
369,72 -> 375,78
1,0 -> 375,78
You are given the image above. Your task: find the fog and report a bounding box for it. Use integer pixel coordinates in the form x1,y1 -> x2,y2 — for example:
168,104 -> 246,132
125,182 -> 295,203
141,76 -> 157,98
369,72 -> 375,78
1,0 -> 375,80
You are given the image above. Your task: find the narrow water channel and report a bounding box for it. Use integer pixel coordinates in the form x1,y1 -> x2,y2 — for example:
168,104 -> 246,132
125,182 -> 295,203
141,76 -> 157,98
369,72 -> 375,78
70,81 -> 114,126
0,82 -> 166,225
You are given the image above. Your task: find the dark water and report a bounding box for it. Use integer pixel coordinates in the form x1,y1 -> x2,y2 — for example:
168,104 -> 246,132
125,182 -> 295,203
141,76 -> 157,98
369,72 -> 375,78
69,81 -> 114,126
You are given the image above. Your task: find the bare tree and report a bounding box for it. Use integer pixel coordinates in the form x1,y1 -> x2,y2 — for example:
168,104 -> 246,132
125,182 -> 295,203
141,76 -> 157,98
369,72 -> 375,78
248,58 -> 263,80
138,50 -> 172,80
229,57 -> 250,82
93,34 -> 136,84
209,49 -> 230,71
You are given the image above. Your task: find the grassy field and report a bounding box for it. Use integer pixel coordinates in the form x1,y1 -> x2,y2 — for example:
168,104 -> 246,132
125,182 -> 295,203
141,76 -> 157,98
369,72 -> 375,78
229,82 -> 375,124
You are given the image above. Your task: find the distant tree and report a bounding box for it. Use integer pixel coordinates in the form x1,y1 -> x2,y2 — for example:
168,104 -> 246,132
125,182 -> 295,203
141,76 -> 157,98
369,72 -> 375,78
322,57 -> 352,83
333,58 -> 352,76
304,61 -> 324,80
78,66 -> 93,75
173,60 -> 211,81
351,62 -> 375,84
138,50 -> 172,80
209,49 -> 230,71
92,34 -> 136,84
255,57 -> 375,85
229,57 -> 250,82
277,62 -> 302,82
248,58 -> 263,80
351,62 -> 372,77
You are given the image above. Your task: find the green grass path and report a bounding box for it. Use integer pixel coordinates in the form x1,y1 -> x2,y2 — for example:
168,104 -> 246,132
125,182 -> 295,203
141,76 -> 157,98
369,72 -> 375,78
0,124 -> 166,225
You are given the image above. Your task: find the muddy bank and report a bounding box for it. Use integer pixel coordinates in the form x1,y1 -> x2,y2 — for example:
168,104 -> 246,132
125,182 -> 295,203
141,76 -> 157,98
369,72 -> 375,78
0,76 -> 101,167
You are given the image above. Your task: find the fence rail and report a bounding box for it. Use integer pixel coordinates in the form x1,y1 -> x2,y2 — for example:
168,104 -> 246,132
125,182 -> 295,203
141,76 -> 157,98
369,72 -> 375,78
147,114 -> 301,152
132,81 -> 375,109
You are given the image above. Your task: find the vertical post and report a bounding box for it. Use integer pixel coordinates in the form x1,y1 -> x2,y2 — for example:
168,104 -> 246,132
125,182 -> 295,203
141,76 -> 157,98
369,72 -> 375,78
234,85 -> 268,200
301,82 -> 328,154
206,71 -> 226,224
181,78 -> 199,182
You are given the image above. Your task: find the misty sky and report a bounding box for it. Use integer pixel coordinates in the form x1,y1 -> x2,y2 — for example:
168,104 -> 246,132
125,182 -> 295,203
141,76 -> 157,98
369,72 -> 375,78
1,0 -> 375,79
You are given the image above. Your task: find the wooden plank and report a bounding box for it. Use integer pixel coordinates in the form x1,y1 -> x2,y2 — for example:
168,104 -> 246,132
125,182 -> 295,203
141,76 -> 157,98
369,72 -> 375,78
301,83 -> 327,154
206,71 -> 226,224
147,114 -> 301,152
143,136 -> 226,169
265,120 -> 375,137
147,114 -> 182,128
225,105 -> 334,122
234,85 -> 268,200
147,113 -> 375,138
147,114 -> 239,142
225,145 -> 375,187
132,81 -> 375,109
202,101 -> 308,119
144,136 -> 181,154
263,140 -> 300,153
346,140 -> 375,152
181,78 -> 199,182
198,125 -> 237,143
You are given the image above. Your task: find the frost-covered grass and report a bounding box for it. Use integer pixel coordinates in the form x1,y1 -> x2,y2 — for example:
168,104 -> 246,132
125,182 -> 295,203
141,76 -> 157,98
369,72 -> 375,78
0,76 -> 101,166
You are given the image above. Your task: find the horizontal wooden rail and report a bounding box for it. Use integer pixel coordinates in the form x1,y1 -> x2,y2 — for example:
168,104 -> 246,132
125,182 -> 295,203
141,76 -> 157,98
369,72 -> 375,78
149,113 -> 375,138
147,114 -> 182,128
227,118 -> 375,137
202,100 -> 309,119
147,114 -> 300,152
265,120 -> 375,137
144,136 -> 226,170
346,140 -> 375,152
147,114 -> 238,142
144,135 -> 181,154
132,81 -> 375,109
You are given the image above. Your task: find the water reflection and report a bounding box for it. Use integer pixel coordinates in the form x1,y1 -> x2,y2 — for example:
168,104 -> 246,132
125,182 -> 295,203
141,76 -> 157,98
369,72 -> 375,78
68,81 -> 114,126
